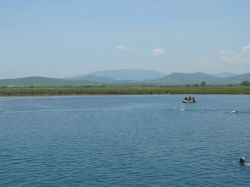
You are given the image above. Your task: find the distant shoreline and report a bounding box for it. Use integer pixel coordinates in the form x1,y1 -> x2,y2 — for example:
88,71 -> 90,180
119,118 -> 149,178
0,86 -> 250,96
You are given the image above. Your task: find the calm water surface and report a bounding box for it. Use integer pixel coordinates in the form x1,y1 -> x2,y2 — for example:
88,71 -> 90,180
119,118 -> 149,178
0,95 -> 250,186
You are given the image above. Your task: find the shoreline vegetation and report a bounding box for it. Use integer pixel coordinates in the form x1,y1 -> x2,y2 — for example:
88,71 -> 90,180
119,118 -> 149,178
0,86 -> 250,96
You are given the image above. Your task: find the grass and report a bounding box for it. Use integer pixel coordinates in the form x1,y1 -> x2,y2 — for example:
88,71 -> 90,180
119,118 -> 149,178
0,86 -> 250,96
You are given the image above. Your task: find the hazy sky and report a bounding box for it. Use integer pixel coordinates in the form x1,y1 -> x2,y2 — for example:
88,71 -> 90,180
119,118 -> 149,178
1,0 -> 250,78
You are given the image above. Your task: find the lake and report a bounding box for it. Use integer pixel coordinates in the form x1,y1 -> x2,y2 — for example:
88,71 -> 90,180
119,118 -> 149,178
0,95 -> 250,186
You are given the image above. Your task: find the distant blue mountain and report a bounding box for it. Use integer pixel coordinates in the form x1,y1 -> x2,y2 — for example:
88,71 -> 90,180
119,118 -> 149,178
148,72 -> 250,85
223,73 -> 250,84
1,72 -> 250,87
89,69 -> 166,81
213,72 -> 237,78
148,72 -> 222,85
67,74 -> 116,83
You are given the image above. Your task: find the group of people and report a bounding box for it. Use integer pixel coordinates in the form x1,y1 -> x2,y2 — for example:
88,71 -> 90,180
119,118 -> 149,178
183,96 -> 196,103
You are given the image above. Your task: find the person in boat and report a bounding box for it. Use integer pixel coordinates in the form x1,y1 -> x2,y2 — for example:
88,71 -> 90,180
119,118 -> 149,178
183,96 -> 196,103
240,157 -> 250,166
192,97 -> 196,103
240,157 -> 245,165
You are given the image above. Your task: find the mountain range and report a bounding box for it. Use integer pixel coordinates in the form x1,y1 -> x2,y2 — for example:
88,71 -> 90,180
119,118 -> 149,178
69,69 -> 165,81
0,70 -> 250,87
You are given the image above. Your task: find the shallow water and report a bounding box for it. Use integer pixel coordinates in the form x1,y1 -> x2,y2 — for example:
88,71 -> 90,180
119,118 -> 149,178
0,95 -> 250,186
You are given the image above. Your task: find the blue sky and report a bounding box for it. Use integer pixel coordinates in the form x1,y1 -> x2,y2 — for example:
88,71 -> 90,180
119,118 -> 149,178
1,0 -> 250,78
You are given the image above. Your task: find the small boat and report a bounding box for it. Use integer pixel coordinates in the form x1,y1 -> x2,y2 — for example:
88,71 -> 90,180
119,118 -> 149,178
182,100 -> 196,104
182,96 -> 197,104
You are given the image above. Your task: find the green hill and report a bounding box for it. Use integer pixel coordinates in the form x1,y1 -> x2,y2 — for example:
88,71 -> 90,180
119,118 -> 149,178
147,72 -> 222,85
0,77 -> 96,87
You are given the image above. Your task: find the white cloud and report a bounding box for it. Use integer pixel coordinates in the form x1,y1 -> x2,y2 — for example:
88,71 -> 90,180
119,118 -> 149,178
219,43 -> 250,64
114,45 -> 133,51
152,48 -> 166,56
241,43 -> 250,53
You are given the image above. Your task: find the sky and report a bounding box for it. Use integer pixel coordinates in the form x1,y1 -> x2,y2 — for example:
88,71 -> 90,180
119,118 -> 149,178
1,0 -> 250,78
